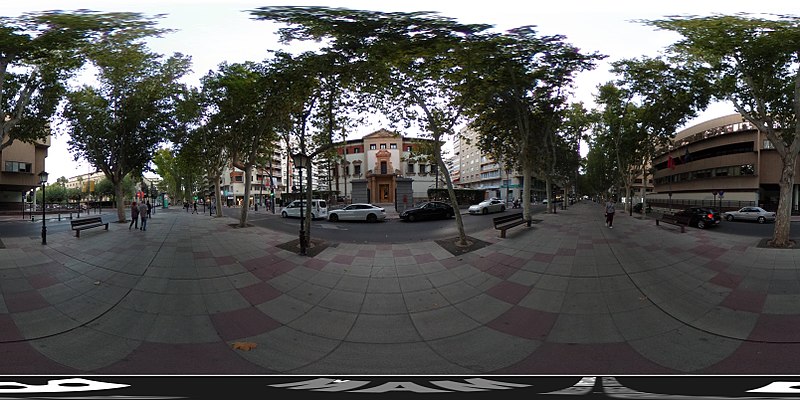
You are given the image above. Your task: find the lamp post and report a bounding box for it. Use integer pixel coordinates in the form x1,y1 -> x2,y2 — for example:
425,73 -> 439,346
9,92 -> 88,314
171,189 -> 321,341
292,153 -> 309,256
39,171 -> 48,245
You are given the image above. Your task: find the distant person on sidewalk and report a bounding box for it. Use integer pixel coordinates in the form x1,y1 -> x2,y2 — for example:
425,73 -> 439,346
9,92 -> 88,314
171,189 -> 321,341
138,201 -> 149,231
605,198 -> 616,228
146,201 -> 152,218
129,201 -> 139,230
192,201 -> 198,214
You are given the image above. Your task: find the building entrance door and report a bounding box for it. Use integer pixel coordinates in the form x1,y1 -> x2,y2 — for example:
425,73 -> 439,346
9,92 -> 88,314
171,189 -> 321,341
379,184 -> 390,202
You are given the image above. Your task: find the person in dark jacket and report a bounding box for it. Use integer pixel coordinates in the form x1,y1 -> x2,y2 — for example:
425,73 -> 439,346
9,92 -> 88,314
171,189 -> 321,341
129,202 -> 139,230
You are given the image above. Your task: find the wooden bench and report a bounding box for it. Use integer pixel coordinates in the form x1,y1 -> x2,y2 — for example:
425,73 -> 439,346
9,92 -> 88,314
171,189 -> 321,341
656,213 -> 687,233
70,216 -> 108,237
493,213 -> 530,238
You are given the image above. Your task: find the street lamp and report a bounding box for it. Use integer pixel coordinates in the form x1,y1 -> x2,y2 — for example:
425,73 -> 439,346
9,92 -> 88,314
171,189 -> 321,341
292,153 -> 310,256
257,173 -> 263,212
39,171 -> 48,245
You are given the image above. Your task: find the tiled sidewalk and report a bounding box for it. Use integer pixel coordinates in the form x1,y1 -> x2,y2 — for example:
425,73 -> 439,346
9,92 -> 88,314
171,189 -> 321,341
1,202 -> 800,375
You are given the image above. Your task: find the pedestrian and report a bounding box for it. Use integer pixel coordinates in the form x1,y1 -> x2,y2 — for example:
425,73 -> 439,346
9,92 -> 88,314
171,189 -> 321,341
138,201 -> 149,231
184,201 -> 190,212
146,201 -> 152,218
192,201 -> 198,214
129,201 -> 139,230
605,197 -> 616,229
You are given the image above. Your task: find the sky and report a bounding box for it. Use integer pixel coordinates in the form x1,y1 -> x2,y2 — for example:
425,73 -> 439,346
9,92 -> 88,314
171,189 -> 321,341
5,0 -> 798,180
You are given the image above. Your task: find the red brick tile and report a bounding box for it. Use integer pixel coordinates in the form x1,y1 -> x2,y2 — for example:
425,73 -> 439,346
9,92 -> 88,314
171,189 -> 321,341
720,288 -> 766,313
238,282 -> 282,306
488,305 -> 556,340
210,307 -> 281,341
487,281 -> 531,304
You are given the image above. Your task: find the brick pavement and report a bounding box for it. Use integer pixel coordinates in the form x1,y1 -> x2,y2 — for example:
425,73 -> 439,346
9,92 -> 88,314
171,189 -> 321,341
1,201 -> 800,375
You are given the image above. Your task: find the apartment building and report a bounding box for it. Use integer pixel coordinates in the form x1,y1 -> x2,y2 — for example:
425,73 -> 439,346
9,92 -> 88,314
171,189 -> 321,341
651,113 -> 795,212
454,126 -> 547,202
0,136 -> 49,209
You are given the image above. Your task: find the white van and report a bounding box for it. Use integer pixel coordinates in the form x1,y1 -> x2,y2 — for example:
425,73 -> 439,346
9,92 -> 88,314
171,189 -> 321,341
280,199 -> 328,220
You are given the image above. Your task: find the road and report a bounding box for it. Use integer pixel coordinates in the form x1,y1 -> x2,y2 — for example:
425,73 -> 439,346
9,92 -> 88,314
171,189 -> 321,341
219,205 -> 549,244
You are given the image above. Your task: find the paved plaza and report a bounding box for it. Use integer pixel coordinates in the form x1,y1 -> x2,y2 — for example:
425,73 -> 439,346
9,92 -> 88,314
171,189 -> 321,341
1,201 -> 800,375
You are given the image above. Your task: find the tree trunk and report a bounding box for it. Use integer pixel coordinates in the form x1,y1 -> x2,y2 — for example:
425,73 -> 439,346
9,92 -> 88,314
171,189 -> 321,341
770,157 -> 796,247
214,173 -> 223,217
239,167 -> 252,227
438,153 -> 468,246
115,180 -> 126,222
522,165 -> 532,223
625,185 -> 632,216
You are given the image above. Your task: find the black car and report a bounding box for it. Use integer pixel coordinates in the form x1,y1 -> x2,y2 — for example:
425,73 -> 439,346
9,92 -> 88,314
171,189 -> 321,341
399,201 -> 455,222
633,203 -> 652,213
674,206 -> 721,229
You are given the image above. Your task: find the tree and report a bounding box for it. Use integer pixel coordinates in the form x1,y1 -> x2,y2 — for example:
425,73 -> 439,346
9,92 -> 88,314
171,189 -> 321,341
202,59 -> 291,228
1,11 -> 161,152
465,27 -> 604,220
643,14 -> 800,247
252,6 -> 498,247
62,18 -> 192,222
601,56 -> 711,216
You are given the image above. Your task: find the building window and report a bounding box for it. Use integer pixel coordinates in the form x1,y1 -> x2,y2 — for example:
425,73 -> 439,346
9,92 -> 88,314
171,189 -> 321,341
714,167 -> 729,177
740,164 -> 755,175
370,144 -> 376,150
390,143 -> 397,149
234,176 -> 243,182
406,146 -> 412,152
354,165 -> 361,175
4,161 -> 32,173
344,165 -> 350,175
354,147 -> 360,153
431,164 -> 437,174
419,164 -> 427,174
380,161 -> 388,174
380,143 -> 387,149
763,139 -> 775,150
407,163 -> 414,173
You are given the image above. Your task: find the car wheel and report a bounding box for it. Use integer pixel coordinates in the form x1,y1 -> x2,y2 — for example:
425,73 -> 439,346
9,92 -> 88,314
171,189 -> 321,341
408,214 -> 416,222
758,216 -> 766,224
725,215 -> 733,221
329,214 -> 339,222
482,208 -> 488,215
697,220 -> 706,229
367,213 -> 377,222
281,211 -> 287,218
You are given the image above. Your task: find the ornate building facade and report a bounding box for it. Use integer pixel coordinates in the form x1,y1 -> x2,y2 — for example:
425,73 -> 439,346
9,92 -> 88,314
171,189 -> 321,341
331,129 -> 442,205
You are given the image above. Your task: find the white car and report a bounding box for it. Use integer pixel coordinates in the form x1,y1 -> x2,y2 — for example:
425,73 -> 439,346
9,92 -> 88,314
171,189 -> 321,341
468,199 -> 506,215
723,206 -> 776,223
280,199 -> 328,220
328,203 -> 386,222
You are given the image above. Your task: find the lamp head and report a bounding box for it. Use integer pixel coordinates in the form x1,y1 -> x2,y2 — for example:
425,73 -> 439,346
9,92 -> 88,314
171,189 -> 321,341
38,171 -> 49,185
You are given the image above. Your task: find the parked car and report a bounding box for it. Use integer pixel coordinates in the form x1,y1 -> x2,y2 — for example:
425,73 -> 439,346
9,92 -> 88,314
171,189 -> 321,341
328,203 -> 386,222
280,199 -> 328,220
399,201 -> 455,222
723,206 -> 776,224
674,206 -> 722,229
468,199 -> 506,215
633,202 -> 652,213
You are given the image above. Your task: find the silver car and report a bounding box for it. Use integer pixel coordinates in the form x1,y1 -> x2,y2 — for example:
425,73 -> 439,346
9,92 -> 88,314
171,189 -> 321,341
468,199 -> 506,215
328,203 -> 386,222
723,206 -> 776,223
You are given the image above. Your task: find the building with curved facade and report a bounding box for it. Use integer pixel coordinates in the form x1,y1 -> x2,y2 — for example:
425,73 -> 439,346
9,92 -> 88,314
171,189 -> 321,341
650,113 -> 798,213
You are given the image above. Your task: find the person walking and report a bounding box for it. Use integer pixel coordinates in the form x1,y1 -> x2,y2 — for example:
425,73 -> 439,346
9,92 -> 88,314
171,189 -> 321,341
605,197 -> 616,229
146,201 -> 152,219
192,201 -> 198,214
138,201 -> 149,231
129,201 -> 139,230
